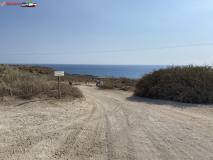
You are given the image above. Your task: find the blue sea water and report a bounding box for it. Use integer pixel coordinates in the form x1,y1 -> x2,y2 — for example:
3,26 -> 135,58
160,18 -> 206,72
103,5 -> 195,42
19,64 -> 168,79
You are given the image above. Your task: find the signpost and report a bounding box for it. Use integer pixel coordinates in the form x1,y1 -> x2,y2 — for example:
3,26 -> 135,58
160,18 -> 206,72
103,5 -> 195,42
54,71 -> 64,99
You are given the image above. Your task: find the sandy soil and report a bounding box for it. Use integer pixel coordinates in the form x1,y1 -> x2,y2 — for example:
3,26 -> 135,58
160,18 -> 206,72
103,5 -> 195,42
0,84 -> 213,160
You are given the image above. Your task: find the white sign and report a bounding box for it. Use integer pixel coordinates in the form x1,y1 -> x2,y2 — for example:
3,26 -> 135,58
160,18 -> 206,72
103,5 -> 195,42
54,71 -> 64,76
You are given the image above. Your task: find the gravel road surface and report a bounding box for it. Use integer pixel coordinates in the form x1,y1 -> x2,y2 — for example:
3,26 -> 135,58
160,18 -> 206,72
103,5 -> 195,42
0,84 -> 213,160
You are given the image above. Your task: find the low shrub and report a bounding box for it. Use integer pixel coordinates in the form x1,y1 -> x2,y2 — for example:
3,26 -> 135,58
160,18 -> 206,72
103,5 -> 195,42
134,64 -> 213,103
99,77 -> 137,91
0,65 -> 83,100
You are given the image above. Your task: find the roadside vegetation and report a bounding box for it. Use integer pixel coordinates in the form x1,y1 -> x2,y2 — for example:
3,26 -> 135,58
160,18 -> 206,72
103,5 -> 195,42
99,77 -> 138,91
134,64 -> 213,104
0,65 -> 83,101
16,65 -> 97,83
12,65 -> 138,91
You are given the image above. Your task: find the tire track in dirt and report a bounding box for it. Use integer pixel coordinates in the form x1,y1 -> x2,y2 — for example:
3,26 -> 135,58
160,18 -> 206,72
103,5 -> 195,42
97,94 -> 168,160
52,98 -> 110,160
96,100 -> 117,160
112,99 -> 175,160
119,93 -> 213,160
1,85 -> 213,159
0,99 -> 97,159
82,87 -> 136,160
77,85 -> 213,160
51,99 -> 104,159
114,94 -> 213,160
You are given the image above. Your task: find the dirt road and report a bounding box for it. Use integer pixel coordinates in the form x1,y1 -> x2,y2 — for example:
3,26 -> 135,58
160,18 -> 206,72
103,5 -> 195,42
0,85 -> 213,160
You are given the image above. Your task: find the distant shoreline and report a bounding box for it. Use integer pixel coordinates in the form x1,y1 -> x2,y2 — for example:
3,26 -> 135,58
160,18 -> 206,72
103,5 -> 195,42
2,64 -> 168,79
4,63 -> 170,66
0,64 -> 138,92
2,64 -> 139,80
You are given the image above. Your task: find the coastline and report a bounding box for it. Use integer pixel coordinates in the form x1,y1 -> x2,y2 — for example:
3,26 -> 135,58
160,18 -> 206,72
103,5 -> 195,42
1,64 -> 138,91
6,64 -> 167,79
4,64 -> 140,80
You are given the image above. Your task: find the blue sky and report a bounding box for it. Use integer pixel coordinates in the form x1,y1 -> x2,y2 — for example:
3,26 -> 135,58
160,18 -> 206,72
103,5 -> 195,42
1,0 -> 213,65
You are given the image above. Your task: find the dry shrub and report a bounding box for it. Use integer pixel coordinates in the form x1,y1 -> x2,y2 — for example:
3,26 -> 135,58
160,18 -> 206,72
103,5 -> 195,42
134,64 -> 213,103
100,77 -> 137,91
44,83 -> 83,99
100,83 -> 115,89
120,77 -> 131,83
60,83 -> 83,98
0,65 -> 83,100
12,65 -> 97,83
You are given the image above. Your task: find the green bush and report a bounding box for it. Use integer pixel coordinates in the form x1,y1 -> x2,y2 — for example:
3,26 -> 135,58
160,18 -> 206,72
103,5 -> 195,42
134,64 -> 213,103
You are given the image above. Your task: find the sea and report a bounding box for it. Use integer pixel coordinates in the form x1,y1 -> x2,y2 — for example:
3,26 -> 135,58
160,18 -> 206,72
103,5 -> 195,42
18,64 -> 168,79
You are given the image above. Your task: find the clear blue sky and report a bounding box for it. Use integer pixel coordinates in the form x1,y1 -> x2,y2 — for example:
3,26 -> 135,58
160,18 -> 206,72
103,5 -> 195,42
1,0 -> 213,65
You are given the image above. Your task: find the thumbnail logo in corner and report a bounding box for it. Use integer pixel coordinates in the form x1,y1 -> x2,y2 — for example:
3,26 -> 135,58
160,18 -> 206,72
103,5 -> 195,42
1,1 -> 38,7
1,2 -> 5,6
21,1 -> 37,7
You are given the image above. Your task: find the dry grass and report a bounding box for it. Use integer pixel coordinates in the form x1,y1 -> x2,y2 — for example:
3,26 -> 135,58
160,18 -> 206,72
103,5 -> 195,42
99,77 -> 138,91
14,65 -> 97,83
134,64 -> 213,104
0,65 -> 83,101
10,65 -> 138,90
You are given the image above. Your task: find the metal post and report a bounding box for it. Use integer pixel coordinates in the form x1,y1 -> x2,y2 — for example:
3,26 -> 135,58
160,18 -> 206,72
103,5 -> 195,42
58,76 -> 61,99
